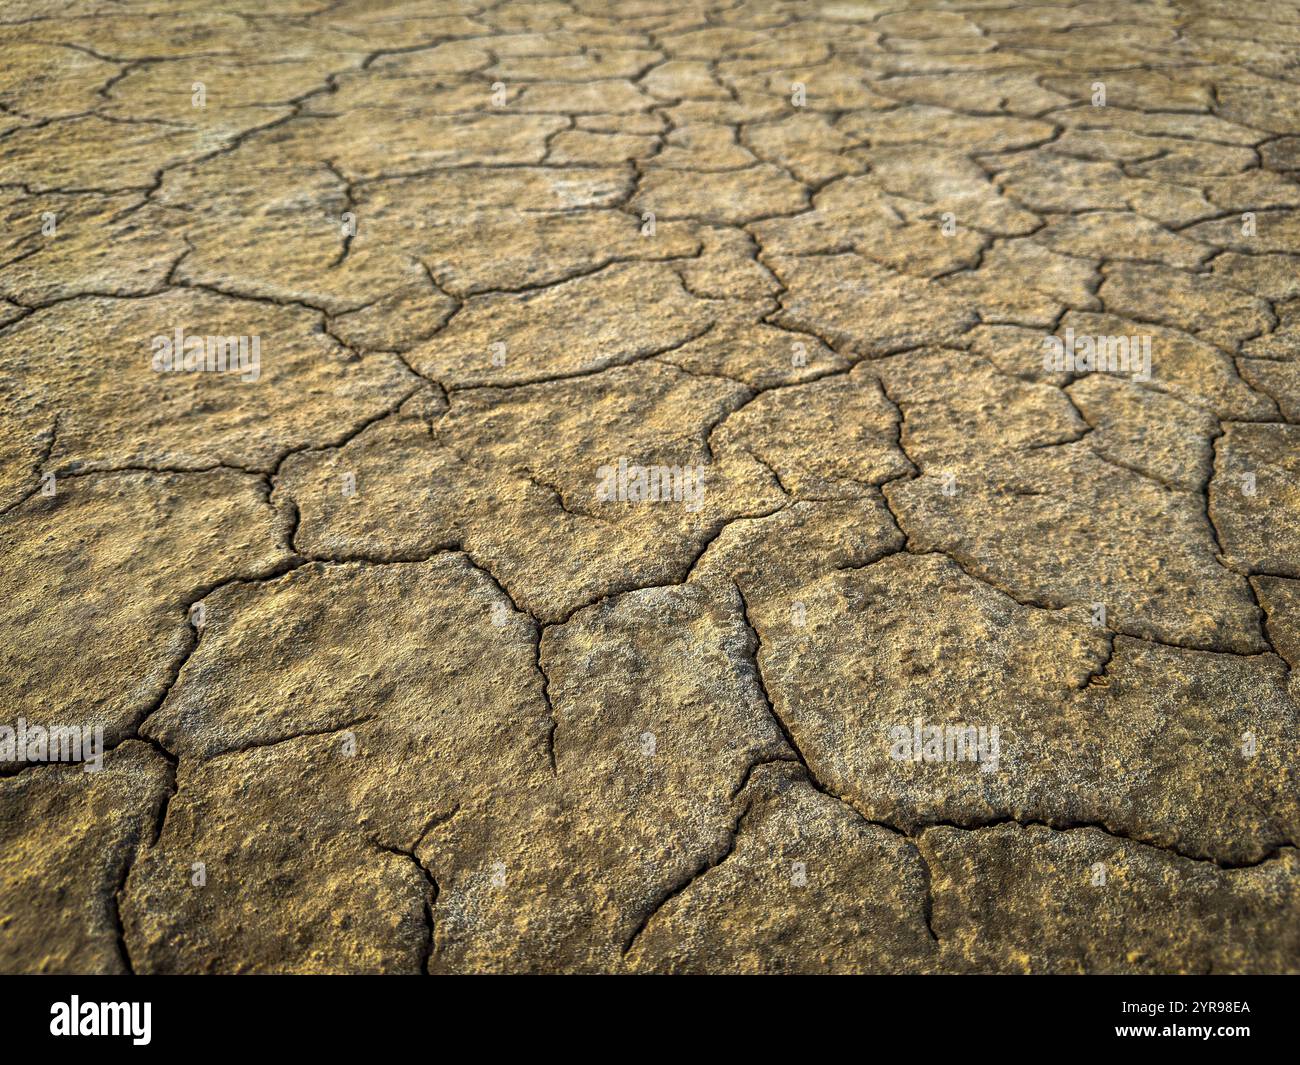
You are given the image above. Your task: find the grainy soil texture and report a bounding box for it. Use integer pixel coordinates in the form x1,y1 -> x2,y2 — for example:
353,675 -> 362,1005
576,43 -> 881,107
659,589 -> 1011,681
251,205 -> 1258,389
1,0 -> 1299,974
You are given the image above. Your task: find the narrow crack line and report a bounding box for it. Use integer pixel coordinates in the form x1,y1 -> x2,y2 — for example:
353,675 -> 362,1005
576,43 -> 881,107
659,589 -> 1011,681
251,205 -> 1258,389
373,839 -> 440,976
0,286 -> 178,339
281,497 -> 303,556
727,755 -> 800,801
747,450 -> 795,498
205,715 -> 376,764
912,837 -> 940,946
169,276 -> 367,320
0,411 -> 64,517
731,581 -> 916,837
447,236 -> 707,297
447,320 -> 717,394
522,467 -> 608,522
1078,630 -> 1118,690
841,543 -> 1275,659
107,54 -> 376,225
733,581 -> 818,784
1206,428 -> 1282,660
1086,445 -> 1189,493
178,554 -> 315,618
138,735 -> 182,850
408,803 -> 462,853
622,798 -> 754,958
121,620 -> 203,750
110,833 -> 138,976
905,544 -> 1070,612
544,503 -> 793,630
701,362 -> 859,453
37,411 -> 60,466
449,544 -> 529,617
324,159 -> 358,269
266,385 -> 427,481
872,372 -> 921,481
913,818 -> 1294,872
40,460 -> 271,480
103,734 -> 182,979
534,622 -> 558,776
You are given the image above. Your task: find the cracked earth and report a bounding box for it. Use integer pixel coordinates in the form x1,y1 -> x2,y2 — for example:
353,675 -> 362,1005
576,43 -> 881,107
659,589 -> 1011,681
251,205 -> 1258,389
2,0 -> 1299,975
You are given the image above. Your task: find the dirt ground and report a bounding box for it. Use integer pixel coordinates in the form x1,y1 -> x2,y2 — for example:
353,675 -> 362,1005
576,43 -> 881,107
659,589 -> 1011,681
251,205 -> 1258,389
1,0 -> 1298,974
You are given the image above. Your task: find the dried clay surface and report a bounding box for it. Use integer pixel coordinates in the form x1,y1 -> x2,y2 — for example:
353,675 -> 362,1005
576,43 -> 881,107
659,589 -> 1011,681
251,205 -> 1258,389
1,0 -> 1299,974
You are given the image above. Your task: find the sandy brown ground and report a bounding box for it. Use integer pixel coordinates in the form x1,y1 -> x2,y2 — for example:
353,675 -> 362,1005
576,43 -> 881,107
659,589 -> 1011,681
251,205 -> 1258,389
1,0 -> 1299,974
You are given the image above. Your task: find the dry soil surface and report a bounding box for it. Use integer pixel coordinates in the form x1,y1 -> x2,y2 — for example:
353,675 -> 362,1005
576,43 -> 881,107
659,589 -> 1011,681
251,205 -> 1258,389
2,0 -> 1299,974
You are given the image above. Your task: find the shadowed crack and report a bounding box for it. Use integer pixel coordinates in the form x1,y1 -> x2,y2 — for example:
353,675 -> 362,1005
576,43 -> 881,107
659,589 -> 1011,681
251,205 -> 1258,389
374,839 -> 440,975
622,799 -> 754,957
732,579 -> 941,944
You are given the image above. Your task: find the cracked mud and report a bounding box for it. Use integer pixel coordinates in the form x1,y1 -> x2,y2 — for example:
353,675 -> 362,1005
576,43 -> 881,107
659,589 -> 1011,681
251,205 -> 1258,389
2,0 -> 1299,975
